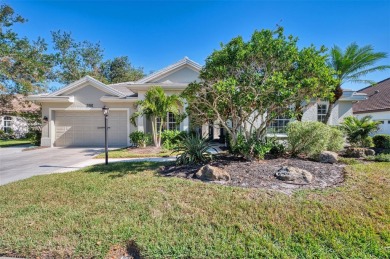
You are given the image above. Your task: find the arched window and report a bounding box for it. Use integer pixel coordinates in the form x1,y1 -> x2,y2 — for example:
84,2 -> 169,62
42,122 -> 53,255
3,116 -> 12,133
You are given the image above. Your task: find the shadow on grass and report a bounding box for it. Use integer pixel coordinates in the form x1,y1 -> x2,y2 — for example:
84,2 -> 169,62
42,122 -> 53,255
82,161 -> 173,178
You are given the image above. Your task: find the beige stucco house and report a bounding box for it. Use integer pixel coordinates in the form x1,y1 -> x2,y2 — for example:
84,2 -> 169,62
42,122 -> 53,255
353,78 -> 390,135
28,57 -> 367,147
28,57 -> 200,147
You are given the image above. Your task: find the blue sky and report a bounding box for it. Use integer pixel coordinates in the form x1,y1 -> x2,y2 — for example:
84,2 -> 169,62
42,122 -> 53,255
6,0 -> 390,90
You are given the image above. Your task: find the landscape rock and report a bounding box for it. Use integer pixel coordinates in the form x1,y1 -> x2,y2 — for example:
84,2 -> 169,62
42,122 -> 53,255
319,151 -> 338,164
345,147 -> 375,158
195,165 -> 231,181
364,149 -> 375,156
275,166 -> 313,183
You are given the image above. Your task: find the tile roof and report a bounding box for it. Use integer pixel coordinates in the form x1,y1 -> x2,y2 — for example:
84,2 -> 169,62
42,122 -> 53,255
353,78 -> 390,113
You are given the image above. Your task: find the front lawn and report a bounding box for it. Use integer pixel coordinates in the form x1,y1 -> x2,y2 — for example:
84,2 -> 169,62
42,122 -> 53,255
94,146 -> 175,159
0,138 -> 31,148
0,162 -> 389,258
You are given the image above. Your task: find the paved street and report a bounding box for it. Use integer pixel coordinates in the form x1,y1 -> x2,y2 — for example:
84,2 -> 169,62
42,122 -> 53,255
0,146 -> 104,185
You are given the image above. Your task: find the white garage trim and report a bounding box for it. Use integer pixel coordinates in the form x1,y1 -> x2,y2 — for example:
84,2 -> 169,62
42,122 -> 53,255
49,108 -> 130,147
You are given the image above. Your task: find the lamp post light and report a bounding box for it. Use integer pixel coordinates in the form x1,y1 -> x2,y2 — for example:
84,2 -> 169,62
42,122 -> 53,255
102,106 -> 109,165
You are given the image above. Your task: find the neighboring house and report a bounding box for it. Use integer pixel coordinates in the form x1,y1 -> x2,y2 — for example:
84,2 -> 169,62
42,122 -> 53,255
353,78 -> 390,135
28,57 -> 367,147
0,95 -> 40,138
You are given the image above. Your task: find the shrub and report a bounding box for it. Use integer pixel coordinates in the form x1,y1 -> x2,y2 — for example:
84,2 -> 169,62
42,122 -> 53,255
327,127 -> 345,152
0,129 -> 6,139
287,121 -> 344,157
174,134 -> 214,165
0,129 -> 15,140
25,130 -> 41,146
362,136 -> 374,148
230,134 -> 285,160
339,116 -> 380,147
161,130 -> 188,150
366,153 -> 390,162
129,131 -> 152,147
268,138 -> 286,157
373,134 -> 390,149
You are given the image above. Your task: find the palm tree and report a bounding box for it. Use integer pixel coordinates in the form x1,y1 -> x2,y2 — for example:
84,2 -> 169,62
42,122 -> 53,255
339,116 -> 381,147
130,86 -> 183,147
324,43 -> 390,123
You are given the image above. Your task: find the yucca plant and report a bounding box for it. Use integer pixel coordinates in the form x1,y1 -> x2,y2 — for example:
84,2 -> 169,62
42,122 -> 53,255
174,134 -> 215,165
340,116 -> 381,147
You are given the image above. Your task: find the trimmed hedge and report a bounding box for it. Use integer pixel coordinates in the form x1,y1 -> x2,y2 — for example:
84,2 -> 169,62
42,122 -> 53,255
373,134 -> 390,149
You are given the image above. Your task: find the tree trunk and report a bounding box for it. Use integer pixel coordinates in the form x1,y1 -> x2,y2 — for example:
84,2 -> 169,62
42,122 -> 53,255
324,84 -> 343,124
157,118 -> 164,148
151,116 -> 159,147
323,102 -> 334,124
295,102 -> 303,121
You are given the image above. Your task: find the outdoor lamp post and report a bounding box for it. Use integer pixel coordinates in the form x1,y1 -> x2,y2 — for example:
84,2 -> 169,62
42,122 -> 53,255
102,106 -> 109,165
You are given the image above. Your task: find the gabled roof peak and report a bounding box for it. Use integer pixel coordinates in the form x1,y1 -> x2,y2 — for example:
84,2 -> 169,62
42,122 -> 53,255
135,57 -> 202,84
48,75 -> 126,97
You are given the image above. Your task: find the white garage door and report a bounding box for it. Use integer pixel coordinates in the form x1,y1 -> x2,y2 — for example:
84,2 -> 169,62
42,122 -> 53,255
55,110 -> 128,147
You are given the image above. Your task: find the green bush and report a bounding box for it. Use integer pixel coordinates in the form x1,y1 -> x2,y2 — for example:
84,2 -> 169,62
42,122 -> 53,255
0,129 -> 15,140
287,121 -> 344,157
230,134 -> 285,160
268,138 -> 286,156
0,129 -> 6,139
26,130 -> 41,146
373,134 -> 390,149
362,136 -> 374,148
366,153 -> 390,162
174,134 -> 214,165
161,130 -> 188,150
327,127 -> 345,152
129,131 -> 151,147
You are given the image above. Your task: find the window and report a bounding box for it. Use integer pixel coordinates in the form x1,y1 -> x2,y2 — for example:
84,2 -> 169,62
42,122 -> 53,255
378,121 -> 384,124
268,114 -> 290,134
317,104 -> 327,123
3,116 -> 12,133
156,112 -> 179,132
167,112 -> 179,131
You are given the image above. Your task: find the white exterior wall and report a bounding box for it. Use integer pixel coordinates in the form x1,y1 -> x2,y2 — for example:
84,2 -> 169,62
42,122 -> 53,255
355,111 -> 390,135
155,67 -> 199,83
39,84 -> 135,147
301,101 -> 353,125
0,115 -> 29,138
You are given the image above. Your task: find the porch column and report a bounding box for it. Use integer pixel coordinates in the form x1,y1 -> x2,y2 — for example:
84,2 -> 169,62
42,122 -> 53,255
181,102 -> 189,132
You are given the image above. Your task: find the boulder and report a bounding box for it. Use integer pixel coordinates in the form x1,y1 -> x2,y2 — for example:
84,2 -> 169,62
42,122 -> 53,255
364,149 -> 375,156
319,151 -> 338,164
345,147 -> 375,158
195,165 -> 231,181
275,166 -> 313,183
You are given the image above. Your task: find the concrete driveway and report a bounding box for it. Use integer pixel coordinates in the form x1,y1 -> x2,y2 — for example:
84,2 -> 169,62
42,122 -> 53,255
0,146 -> 104,185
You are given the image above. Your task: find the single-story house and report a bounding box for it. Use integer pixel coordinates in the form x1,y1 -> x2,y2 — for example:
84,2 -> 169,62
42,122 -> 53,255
28,57 -> 367,147
353,77 -> 390,135
0,95 -> 40,138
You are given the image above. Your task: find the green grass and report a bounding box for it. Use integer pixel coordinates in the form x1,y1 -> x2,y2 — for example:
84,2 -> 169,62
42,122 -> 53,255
94,148 -> 175,159
366,153 -> 390,162
0,162 -> 389,258
0,138 -> 31,148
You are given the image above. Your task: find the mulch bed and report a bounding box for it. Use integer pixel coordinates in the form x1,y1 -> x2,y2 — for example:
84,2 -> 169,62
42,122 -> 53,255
159,156 -> 345,195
